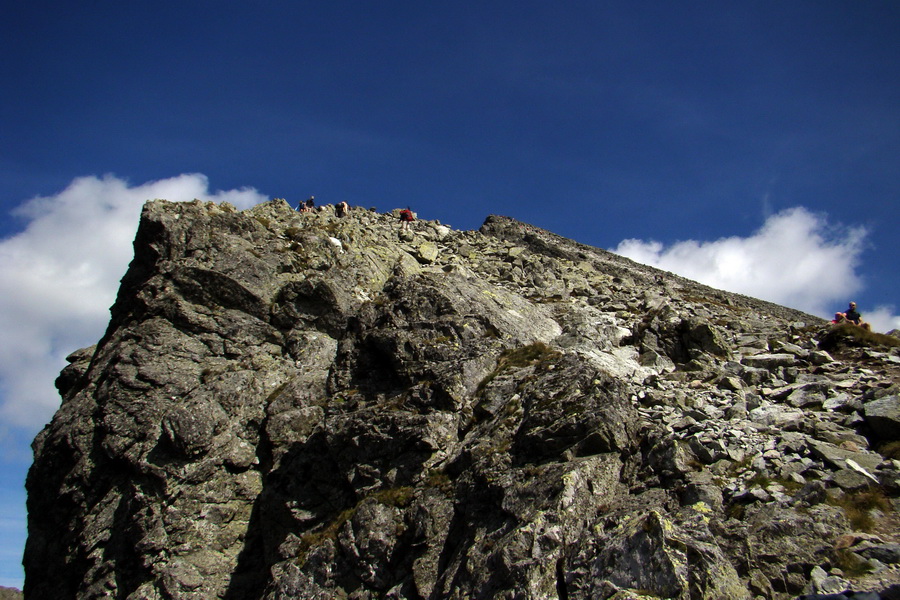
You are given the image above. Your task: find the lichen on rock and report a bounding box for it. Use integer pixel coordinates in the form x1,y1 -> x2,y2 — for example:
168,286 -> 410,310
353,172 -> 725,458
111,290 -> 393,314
25,199 -> 900,599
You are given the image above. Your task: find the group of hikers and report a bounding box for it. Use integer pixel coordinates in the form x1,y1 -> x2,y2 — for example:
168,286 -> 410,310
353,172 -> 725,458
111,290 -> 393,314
296,196 -> 317,213
832,301 -> 871,330
294,196 -> 415,230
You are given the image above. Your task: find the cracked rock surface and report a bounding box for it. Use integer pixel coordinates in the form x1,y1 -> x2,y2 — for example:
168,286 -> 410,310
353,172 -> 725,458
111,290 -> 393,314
26,200 -> 900,599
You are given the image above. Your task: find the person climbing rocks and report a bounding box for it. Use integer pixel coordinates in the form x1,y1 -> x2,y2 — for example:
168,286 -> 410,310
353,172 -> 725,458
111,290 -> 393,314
335,201 -> 349,217
399,207 -> 415,231
305,196 -> 315,211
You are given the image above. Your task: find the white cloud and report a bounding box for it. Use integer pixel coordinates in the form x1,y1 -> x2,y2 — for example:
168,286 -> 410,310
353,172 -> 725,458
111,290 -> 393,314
613,206 -> 900,330
0,174 -> 267,430
863,306 -> 900,336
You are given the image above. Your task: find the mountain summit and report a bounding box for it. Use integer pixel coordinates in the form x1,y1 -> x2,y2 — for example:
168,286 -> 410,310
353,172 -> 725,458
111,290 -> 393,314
26,200 -> 900,599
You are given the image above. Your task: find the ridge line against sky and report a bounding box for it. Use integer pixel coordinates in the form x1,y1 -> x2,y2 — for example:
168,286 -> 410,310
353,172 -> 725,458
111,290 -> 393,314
1,171 -> 897,434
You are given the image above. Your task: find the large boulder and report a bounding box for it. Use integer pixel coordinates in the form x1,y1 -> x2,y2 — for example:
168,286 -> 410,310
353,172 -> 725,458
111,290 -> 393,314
863,395 -> 900,441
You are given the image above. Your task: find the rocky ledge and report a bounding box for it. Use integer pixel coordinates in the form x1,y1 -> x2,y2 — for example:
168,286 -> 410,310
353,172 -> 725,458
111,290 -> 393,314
25,199 -> 900,599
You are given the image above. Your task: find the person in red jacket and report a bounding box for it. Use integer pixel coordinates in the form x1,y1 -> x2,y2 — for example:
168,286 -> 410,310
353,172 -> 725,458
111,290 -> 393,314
399,207 -> 415,231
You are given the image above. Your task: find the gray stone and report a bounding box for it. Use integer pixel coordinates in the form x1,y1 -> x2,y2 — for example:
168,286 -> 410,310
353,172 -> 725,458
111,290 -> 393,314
718,375 -> 744,391
831,468 -> 874,490
431,224 -> 451,240
787,385 -> 827,408
823,392 -> 858,412
749,404 -> 806,430
584,511 -> 750,600
808,349 -> 834,365
804,564 -> 850,595
857,542 -> 900,564
808,440 -> 883,473
863,395 -> 900,440
415,240 -> 439,263
741,353 -> 797,369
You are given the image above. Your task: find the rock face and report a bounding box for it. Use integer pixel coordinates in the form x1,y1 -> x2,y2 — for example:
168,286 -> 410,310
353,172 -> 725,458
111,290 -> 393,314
25,200 -> 900,600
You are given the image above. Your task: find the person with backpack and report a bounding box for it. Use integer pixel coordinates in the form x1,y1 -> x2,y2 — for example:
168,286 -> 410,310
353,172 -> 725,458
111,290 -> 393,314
398,207 -> 415,231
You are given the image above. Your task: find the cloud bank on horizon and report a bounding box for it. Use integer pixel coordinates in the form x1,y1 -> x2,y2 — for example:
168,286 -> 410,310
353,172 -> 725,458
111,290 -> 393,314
1,174 -> 897,433
614,207 -> 887,320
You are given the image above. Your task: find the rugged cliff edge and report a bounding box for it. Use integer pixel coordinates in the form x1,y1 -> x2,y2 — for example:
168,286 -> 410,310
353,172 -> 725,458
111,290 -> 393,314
26,199 -> 900,599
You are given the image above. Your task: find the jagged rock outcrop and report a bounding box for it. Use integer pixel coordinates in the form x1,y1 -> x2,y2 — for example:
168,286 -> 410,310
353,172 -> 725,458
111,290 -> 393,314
0,587 -> 23,600
26,200 -> 900,599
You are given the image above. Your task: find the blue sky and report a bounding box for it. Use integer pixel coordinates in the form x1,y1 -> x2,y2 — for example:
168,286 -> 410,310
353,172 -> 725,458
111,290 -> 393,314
1,1 -> 898,589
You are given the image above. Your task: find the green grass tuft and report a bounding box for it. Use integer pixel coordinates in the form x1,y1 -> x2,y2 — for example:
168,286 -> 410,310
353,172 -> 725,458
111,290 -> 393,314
830,487 -> 893,532
475,342 -> 562,397
496,342 -> 561,369
879,441 -> 900,460
819,323 -> 900,351
833,549 -> 876,578
296,485 -> 416,566
370,486 -> 415,508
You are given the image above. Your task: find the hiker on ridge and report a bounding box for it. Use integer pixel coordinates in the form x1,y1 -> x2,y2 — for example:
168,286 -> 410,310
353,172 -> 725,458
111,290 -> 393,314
833,301 -> 870,330
844,301 -> 861,325
399,207 -> 415,231
335,201 -> 349,217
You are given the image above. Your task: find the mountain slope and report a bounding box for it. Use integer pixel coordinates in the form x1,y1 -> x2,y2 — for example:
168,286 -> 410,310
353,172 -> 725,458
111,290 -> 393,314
26,199 -> 900,599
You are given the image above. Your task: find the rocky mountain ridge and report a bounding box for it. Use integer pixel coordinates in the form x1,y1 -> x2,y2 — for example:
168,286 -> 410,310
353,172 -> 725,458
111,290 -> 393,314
25,199 -> 900,599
